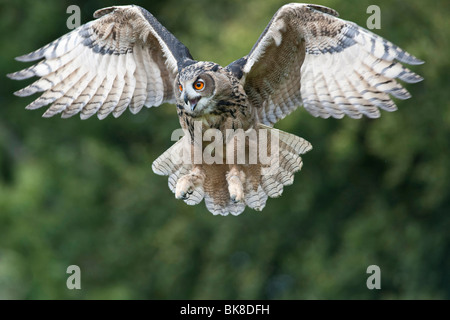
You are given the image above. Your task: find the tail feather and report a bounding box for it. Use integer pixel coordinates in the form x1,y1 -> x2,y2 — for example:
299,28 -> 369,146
203,164 -> 246,215
244,183 -> 268,211
152,126 -> 312,216
205,193 -> 246,216
152,137 -> 187,176
152,137 -> 206,206
260,148 -> 303,198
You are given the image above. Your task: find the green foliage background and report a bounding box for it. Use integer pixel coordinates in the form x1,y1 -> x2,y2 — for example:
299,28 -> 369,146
0,0 -> 448,299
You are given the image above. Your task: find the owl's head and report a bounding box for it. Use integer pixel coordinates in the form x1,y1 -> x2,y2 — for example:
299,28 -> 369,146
175,62 -> 232,115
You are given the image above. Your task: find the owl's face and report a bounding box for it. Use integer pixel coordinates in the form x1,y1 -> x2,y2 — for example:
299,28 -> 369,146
175,62 -> 232,116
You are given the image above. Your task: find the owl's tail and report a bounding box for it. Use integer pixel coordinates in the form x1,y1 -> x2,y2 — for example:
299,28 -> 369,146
152,125 -> 312,215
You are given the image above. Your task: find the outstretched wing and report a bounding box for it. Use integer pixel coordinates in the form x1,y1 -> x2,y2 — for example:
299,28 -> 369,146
228,3 -> 423,125
8,5 -> 194,119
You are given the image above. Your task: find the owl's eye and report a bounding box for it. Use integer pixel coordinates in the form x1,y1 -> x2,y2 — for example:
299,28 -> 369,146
193,79 -> 205,91
178,84 -> 183,92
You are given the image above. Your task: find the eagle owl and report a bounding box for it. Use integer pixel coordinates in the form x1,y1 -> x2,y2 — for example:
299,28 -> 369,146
8,4 -> 423,215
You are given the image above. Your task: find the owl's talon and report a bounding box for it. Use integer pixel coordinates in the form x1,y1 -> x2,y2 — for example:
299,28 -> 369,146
176,185 -> 193,200
175,177 -> 193,199
230,194 -> 241,203
227,174 -> 244,203
175,169 -> 205,200
178,191 -> 188,200
229,190 -> 244,203
179,190 -> 193,200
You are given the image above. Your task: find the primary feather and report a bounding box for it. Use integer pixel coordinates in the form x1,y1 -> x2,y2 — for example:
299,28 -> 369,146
8,5 -> 193,119
234,4 -> 423,125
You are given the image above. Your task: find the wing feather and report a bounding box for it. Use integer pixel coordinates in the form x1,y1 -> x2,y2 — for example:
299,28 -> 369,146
129,45 -> 148,114
46,71 -> 91,118
141,46 -> 165,106
230,3 -> 423,124
8,5 -> 194,119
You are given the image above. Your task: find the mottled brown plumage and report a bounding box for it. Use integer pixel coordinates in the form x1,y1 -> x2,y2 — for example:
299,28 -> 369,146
8,4 -> 423,215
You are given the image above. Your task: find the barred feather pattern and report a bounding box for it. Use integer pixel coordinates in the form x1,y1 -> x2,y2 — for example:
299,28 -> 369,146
241,3 -> 423,125
7,5 -> 181,119
152,138 -> 205,207
152,126 -> 312,215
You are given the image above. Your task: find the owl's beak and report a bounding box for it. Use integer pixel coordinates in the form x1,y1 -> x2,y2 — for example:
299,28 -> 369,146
189,97 -> 200,111
184,94 -> 200,111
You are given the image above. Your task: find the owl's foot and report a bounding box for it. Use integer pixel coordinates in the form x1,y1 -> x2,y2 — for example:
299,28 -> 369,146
175,167 -> 205,200
227,166 -> 245,203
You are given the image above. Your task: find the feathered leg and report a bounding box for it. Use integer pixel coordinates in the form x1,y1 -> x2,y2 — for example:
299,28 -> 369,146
175,165 -> 206,200
226,165 -> 245,203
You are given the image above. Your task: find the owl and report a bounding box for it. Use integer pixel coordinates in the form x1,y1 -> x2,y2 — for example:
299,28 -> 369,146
8,4 -> 423,216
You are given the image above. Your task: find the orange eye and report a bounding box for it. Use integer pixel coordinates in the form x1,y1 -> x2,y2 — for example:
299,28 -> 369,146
193,80 -> 205,91
178,84 -> 183,92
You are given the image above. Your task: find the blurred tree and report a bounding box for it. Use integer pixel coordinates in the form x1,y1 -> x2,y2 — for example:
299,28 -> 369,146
0,0 -> 448,299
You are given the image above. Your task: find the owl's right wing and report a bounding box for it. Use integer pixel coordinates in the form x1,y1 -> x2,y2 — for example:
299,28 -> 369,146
228,3 -> 423,125
8,5 -> 194,119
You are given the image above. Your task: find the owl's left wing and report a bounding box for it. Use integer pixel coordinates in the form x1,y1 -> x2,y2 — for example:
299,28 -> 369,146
228,3 -> 423,125
8,5 -> 194,119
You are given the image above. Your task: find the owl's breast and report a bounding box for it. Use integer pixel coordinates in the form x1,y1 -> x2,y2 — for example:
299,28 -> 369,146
179,102 -> 254,142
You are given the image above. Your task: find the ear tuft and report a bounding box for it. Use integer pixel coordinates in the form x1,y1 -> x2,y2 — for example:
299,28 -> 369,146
94,6 -> 118,19
306,4 -> 339,17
